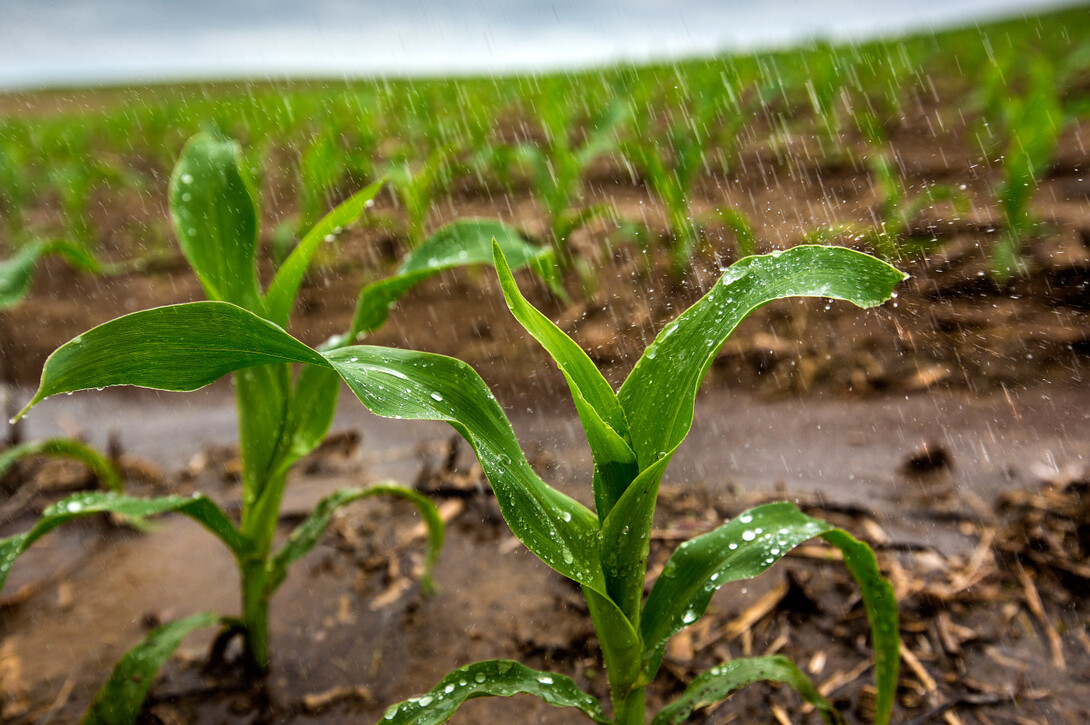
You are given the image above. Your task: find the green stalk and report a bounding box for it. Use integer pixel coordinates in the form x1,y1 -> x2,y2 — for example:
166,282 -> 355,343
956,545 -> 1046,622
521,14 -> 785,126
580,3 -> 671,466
613,687 -> 646,725
239,555 -> 271,671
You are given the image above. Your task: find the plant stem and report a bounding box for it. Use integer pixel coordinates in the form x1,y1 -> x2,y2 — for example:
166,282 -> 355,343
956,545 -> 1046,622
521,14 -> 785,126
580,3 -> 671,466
613,687 -> 646,725
240,556 -> 271,672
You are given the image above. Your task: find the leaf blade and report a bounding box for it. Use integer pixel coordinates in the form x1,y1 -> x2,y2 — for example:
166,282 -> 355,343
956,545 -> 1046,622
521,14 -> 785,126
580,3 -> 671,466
264,178 -> 384,327
650,655 -> 844,725
324,346 -> 605,593
169,132 -> 261,310
268,484 -> 444,594
381,660 -> 609,725
618,246 -> 905,470
493,242 -> 637,520
0,492 -> 248,594
18,301 -> 329,417
640,502 -> 831,675
348,218 -> 555,341
82,612 -> 220,725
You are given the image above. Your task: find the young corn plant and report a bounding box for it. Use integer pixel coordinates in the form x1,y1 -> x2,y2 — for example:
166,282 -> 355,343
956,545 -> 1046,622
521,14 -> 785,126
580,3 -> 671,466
804,152 -> 968,260
0,131 -> 558,722
623,81 -> 755,275
371,242 -> 904,724
516,92 -> 627,268
990,57 -> 1065,279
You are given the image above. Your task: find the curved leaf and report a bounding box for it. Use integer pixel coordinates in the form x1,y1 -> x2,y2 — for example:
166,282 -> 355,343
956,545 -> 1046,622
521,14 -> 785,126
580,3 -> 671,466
0,492 -> 248,593
822,529 -> 899,725
493,242 -> 636,520
641,502 -> 830,675
640,504 -> 900,725
324,346 -> 605,593
17,301 -> 329,418
348,218 -> 555,340
169,132 -> 260,310
0,437 -> 121,493
381,660 -> 609,725
264,179 -> 384,327
0,240 -> 98,310
268,484 -> 444,595
619,246 -> 905,470
650,655 -> 843,725
82,611 -> 220,725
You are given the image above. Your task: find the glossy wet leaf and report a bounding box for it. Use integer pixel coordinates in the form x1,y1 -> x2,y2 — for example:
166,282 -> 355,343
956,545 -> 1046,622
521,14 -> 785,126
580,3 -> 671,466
83,612 -> 220,725
605,247 -> 904,626
381,660 -> 609,724
18,301 -> 327,417
0,437 -> 121,493
264,179 -> 384,327
640,503 -> 833,673
640,503 -> 899,725
325,346 -> 604,592
349,218 -> 557,340
268,484 -> 444,594
619,246 -> 906,469
650,655 -> 843,725
169,132 -> 260,310
493,242 -> 636,520
822,529 -> 899,725
0,492 -> 248,593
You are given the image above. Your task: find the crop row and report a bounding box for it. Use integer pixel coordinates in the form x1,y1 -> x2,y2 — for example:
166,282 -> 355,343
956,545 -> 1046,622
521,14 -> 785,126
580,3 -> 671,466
1,7 -> 1087,287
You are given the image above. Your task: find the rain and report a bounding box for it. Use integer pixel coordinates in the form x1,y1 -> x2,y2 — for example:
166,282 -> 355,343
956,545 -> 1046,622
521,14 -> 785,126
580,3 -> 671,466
1,1 -> 1089,723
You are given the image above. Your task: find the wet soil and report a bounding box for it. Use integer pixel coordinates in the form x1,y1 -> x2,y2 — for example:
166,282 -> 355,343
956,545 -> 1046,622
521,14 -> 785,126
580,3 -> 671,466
2,92 -> 1090,723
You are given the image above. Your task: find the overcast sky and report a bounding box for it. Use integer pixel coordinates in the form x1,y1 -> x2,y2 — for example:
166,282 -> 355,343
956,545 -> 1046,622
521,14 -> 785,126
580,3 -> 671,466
0,0 -> 1083,90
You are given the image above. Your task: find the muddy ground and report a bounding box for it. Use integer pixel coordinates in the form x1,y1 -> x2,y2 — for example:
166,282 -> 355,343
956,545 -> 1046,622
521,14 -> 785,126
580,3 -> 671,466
2,91 -> 1090,723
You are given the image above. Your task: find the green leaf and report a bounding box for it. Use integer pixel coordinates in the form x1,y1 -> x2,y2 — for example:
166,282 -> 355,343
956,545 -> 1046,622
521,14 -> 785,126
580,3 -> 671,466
324,346 -> 605,593
640,504 -> 900,725
17,301 -> 329,418
640,502 -> 831,675
268,484 -> 444,595
347,218 -> 555,340
264,179 -> 384,327
821,529 -> 899,725
0,240 -> 98,310
169,132 -> 261,310
381,660 -> 609,725
82,612 -> 220,725
0,437 -> 122,493
0,492 -> 248,594
650,655 -> 844,725
493,243 -> 636,521
619,246 -> 905,470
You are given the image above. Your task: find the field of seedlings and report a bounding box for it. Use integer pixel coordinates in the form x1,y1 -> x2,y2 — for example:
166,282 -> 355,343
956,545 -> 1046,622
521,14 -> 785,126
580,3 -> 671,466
2,6 -> 1090,725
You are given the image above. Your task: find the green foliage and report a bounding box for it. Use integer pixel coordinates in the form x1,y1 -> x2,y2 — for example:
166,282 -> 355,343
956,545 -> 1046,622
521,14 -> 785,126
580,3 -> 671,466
623,74 -> 754,274
804,153 -> 968,260
0,239 -> 99,310
2,131 -> 553,722
0,436 -> 122,493
377,242 -> 905,724
83,612 -> 221,725
516,90 -> 627,265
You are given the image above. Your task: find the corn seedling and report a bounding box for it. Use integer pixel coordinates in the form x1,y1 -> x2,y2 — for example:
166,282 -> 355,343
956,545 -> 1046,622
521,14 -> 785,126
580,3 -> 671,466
989,56 -> 1066,279
373,242 -> 904,724
624,80 -> 755,274
804,152 -> 968,260
516,89 -> 626,268
1,131 -> 558,722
